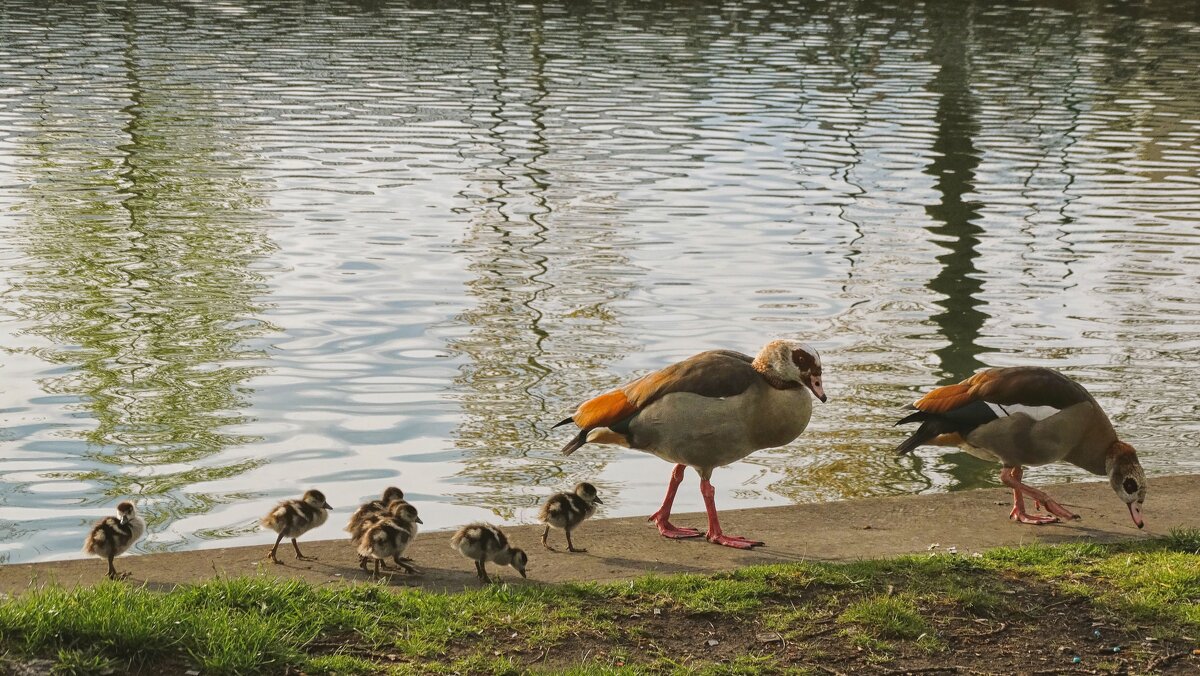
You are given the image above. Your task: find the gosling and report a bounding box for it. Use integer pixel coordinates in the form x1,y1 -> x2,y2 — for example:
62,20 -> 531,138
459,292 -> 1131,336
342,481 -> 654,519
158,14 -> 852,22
345,486 -> 405,541
357,501 -> 423,576
261,488 -> 331,564
347,487 -> 418,568
539,482 -> 603,553
82,501 -> 146,580
449,523 -> 528,583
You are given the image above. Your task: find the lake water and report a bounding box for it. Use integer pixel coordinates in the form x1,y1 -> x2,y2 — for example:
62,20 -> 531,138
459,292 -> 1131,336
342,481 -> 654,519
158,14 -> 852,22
1,0 -> 1198,564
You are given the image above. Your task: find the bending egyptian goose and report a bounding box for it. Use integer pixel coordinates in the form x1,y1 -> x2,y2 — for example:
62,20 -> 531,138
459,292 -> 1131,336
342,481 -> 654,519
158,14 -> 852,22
554,339 -> 827,549
450,523 -> 528,583
357,501 -> 422,576
82,501 -> 146,580
539,482 -> 603,553
261,489 -> 332,563
895,366 -> 1147,528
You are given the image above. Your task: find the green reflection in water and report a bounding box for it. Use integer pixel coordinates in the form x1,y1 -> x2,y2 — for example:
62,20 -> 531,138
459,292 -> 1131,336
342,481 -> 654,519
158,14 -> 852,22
760,3 -> 937,504
7,9 -> 275,536
919,0 -> 995,489
447,4 -> 639,516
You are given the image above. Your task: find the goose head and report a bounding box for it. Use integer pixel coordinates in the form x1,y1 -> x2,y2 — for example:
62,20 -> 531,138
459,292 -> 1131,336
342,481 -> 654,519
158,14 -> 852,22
502,547 -> 529,578
1106,441 -> 1146,529
116,501 -> 137,526
575,482 -> 603,505
390,501 -> 423,524
303,489 -> 332,511
755,339 -> 827,403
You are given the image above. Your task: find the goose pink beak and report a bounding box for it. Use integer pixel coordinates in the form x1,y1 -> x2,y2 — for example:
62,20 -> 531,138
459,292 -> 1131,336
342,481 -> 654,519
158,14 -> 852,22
1128,502 -> 1144,529
806,376 -> 827,403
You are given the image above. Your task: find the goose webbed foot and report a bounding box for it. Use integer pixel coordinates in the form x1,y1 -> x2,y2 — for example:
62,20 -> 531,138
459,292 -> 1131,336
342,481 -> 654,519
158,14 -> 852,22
266,533 -> 287,564
649,463 -> 702,539
291,539 -> 318,561
647,511 -> 703,539
1002,467 -> 1078,525
699,478 -> 764,549
1009,504 -> 1060,525
392,557 -> 419,575
1033,498 -> 1079,521
705,531 -> 765,549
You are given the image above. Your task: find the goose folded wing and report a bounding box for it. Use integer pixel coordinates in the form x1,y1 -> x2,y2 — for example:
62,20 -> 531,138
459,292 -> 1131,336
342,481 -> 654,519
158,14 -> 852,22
915,367 -> 1091,414
573,351 -> 759,430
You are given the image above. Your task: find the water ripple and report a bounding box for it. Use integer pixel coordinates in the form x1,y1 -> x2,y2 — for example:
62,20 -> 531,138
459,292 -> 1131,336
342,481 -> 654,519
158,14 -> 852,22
0,0 -> 1198,563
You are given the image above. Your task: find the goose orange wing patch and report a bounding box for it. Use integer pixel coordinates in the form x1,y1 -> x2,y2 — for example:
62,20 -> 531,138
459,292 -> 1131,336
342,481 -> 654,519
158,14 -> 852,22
913,369 -> 1000,413
970,366 -> 1091,409
571,350 -> 757,430
912,383 -> 975,413
571,389 -> 638,430
622,368 -> 684,408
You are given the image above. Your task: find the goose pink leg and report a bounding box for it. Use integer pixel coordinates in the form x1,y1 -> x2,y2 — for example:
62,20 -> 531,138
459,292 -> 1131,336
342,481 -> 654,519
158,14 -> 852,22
700,478 -> 764,549
1000,466 -> 1078,524
648,464 -> 702,539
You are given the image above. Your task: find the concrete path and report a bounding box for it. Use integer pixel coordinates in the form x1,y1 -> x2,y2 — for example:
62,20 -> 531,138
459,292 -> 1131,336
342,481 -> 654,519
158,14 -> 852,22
3,475 -> 1197,596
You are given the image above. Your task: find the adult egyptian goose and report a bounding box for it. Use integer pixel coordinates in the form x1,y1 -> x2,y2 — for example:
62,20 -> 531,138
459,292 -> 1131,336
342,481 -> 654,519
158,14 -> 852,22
261,488 -> 332,563
553,339 -> 827,549
895,366 -> 1147,528
539,482 -> 603,553
450,523 -> 528,583
82,501 -> 146,580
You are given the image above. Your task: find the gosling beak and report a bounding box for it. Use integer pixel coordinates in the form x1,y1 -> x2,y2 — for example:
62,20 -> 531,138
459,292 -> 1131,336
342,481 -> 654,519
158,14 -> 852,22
1128,502 -> 1144,529
323,502 -> 333,510
518,568 -> 527,579
415,516 -> 424,524
594,497 -> 604,504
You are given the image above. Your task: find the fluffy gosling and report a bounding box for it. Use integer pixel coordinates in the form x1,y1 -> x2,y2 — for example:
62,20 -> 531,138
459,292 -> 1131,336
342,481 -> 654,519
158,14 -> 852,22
346,487 -> 418,569
345,486 -> 405,541
261,488 -> 331,563
539,482 -> 603,553
357,501 -> 423,576
82,501 -> 146,580
449,523 -> 528,583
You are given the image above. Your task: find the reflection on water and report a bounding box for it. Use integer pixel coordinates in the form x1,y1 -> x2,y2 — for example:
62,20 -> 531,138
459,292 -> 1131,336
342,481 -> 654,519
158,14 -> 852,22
0,4 -> 274,559
919,0 -> 993,489
450,4 -> 570,510
1,0 -> 1199,563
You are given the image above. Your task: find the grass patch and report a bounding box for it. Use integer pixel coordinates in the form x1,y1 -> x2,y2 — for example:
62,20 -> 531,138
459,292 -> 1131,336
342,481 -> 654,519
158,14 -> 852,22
978,527 -> 1200,636
302,654 -> 383,675
944,586 -> 1008,618
600,570 -> 771,614
1165,527 -> 1200,554
52,648 -> 118,676
1,535 -> 1197,674
839,594 -> 929,640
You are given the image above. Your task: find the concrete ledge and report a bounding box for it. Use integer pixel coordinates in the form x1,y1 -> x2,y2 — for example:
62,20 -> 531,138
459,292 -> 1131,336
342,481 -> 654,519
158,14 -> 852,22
3,474 -> 1197,596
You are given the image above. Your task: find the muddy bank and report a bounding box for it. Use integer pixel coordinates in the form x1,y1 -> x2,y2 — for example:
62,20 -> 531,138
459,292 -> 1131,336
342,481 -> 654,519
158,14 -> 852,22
3,475 -> 1197,596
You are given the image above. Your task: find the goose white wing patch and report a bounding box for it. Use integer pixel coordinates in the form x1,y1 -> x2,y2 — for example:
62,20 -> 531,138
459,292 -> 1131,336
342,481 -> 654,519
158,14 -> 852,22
985,403 -> 1060,421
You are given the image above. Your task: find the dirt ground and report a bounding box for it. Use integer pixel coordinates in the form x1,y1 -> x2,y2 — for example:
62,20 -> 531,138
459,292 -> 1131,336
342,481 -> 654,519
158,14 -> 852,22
2,474 -> 1197,596
448,570 -> 1200,675
566,593 -> 1198,675
2,476 -> 1200,674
